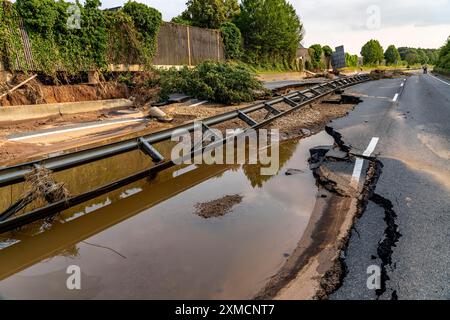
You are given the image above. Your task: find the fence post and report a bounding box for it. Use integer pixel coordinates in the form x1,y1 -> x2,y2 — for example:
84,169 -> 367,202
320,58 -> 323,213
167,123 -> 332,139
187,26 -> 192,66
216,31 -> 220,61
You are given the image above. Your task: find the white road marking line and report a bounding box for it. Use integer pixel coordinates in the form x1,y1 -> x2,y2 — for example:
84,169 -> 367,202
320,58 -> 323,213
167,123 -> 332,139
362,137 -> 379,157
393,93 -> 399,102
189,100 -> 208,107
351,158 -> 365,186
428,74 -> 450,86
9,118 -> 145,142
350,137 -> 380,187
400,82 -> 404,87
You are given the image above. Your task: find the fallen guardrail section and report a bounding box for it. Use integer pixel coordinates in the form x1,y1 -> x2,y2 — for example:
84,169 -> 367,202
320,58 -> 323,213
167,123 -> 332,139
0,74 -> 371,233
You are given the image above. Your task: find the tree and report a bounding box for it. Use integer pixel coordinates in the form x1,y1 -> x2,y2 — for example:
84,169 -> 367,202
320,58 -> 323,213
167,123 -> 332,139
235,0 -> 303,68
384,45 -> 400,65
123,1 -> 162,62
345,53 -> 358,67
16,0 -> 59,34
322,45 -> 333,57
220,22 -> 242,60
436,36 -> 450,71
309,44 -> 323,70
404,49 -> 419,66
176,0 -> 240,29
361,39 -> 384,65
417,49 -> 429,64
171,16 -> 192,25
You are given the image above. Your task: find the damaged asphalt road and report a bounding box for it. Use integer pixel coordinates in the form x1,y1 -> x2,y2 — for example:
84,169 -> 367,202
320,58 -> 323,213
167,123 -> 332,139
330,72 -> 450,300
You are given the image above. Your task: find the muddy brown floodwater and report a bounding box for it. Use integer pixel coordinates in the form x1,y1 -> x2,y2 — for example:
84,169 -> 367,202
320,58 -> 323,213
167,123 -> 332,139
0,132 -> 333,300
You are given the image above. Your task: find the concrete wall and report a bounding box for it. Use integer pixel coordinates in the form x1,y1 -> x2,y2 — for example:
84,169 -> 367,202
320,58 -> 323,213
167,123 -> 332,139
0,99 -> 133,122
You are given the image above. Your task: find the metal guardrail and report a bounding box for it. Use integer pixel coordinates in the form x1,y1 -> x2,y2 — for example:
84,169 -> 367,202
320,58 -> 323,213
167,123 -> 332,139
0,74 -> 371,233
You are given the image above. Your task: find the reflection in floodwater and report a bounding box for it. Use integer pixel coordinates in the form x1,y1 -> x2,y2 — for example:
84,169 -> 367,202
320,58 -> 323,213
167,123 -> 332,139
0,132 -> 333,299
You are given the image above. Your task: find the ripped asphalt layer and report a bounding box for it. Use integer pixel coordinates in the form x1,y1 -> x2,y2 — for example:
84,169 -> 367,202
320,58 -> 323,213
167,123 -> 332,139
255,124 -> 397,300
370,193 -> 402,299
310,127 -> 401,300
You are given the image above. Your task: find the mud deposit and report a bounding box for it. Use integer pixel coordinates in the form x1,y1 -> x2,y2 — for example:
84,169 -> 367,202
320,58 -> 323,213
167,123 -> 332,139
194,194 -> 243,219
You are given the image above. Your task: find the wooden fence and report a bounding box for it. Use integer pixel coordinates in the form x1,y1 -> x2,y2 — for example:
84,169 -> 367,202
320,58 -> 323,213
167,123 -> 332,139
1,21 -> 225,72
153,22 -> 225,66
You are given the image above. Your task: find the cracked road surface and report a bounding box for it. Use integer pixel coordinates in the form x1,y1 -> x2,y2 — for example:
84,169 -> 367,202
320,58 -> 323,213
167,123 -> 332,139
330,72 -> 450,300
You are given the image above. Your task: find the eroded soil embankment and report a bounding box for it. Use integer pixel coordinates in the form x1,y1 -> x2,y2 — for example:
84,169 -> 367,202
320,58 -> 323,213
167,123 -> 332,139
255,127 -> 383,300
0,79 -> 129,106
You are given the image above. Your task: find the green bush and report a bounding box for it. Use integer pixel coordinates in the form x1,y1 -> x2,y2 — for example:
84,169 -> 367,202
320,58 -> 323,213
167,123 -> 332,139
436,37 -> 450,72
159,61 -> 266,104
309,44 -> 323,70
345,53 -> 358,67
322,45 -> 333,58
122,1 -> 162,64
220,22 -> 242,60
0,0 -> 162,74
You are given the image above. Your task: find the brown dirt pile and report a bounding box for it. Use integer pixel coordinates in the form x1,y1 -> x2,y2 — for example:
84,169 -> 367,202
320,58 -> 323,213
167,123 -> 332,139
194,194 -> 243,219
370,69 -> 410,80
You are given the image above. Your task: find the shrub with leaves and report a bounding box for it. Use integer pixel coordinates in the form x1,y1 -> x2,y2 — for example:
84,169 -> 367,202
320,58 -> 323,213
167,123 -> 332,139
436,36 -> 450,73
0,0 -> 162,74
309,44 -> 324,70
220,22 -> 242,60
159,61 -> 266,104
122,1 -> 162,65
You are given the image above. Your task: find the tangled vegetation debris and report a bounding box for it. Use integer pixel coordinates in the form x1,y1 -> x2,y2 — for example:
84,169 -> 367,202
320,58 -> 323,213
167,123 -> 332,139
158,61 -> 268,104
0,166 -> 69,222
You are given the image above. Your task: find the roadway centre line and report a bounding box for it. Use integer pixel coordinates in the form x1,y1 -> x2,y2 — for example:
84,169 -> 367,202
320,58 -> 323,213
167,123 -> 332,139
392,93 -> 399,102
350,137 -> 380,187
9,118 -> 145,142
428,74 -> 450,86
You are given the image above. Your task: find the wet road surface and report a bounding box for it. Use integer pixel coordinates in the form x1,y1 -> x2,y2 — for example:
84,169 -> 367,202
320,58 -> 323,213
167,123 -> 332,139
331,72 -> 450,299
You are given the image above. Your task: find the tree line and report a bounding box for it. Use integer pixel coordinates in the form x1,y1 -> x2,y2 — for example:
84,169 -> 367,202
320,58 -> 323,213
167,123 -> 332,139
305,39 -> 442,70
360,39 -> 439,67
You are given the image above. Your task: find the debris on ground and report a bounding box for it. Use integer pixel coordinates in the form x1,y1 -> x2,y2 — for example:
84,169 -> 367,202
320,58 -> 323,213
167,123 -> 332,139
267,94 -> 361,141
369,69 -> 410,80
0,166 -> 69,222
148,106 -> 173,123
285,168 -> 305,175
194,194 -> 243,219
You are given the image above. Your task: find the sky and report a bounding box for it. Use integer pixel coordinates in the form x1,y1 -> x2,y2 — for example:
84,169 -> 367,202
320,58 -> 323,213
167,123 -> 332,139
97,0 -> 450,54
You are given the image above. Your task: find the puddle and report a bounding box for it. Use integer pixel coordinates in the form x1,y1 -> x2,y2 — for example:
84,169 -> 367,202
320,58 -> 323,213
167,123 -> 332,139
0,131 -> 333,299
